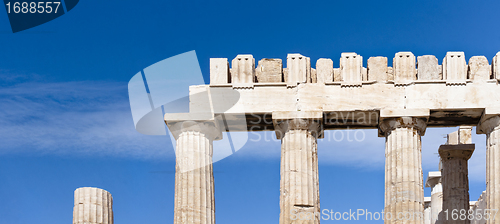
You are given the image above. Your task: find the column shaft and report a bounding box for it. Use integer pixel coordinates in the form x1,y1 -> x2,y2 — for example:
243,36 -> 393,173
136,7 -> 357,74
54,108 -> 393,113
439,144 -> 474,224
275,117 -> 321,224
478,115 -> 500,224
487,127 -> 500,224
381,117 -> 426,224
174,130 -> 215,224
430,183 -> 443,224
73,187 -> 113,224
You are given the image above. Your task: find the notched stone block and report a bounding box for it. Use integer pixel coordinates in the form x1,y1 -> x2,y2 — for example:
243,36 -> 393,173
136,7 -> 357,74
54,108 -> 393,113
340,52 -> 363,83
367,56 -> 388,81
417,55 -> 441,80
231,54 -> 255,85
210,58 -> 230,84
468,56 -> 491,80
286,53 -> 311,86
256,58 -> 283,83
443,52 -> 467,81
393,52 -> 416,82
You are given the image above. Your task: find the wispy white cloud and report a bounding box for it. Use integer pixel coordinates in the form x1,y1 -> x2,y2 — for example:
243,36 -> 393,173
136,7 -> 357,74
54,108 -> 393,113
0,77 -> 174,159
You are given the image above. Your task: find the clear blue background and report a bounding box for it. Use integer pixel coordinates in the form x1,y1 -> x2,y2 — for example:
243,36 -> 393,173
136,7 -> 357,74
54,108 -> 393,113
0,0 -> 497,223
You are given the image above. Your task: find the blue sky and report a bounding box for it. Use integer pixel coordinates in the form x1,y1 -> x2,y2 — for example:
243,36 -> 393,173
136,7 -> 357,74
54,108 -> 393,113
0,0 -> 498,223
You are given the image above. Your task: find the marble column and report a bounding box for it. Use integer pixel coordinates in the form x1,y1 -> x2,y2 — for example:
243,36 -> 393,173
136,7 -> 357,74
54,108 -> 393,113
425,197 -> 432,224
274,116 -> 322,224
380,117 -> 427,224
478,115 -> 500,224
73,187 -> 113,224
167,120 -> 222,224
438,143 -> 474,224
425,171 -> 443,224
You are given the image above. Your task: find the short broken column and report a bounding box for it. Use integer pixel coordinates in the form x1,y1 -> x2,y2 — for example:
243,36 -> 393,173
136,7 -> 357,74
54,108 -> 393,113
380,117 -> 427,224
425,171 -> 443,224
438,141 -> 474,224
166,120 -> 222,224
73,187 -> 113,224
273,111 -> 322,224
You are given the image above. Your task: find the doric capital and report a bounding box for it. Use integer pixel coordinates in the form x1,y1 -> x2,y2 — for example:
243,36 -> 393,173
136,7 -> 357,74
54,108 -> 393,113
272,111 -> 323,139
477,114 -> 500,135
166,120 -> 222,141
425,171 -> 442,188
438,144 -> 475,160
378,117 -> 427,137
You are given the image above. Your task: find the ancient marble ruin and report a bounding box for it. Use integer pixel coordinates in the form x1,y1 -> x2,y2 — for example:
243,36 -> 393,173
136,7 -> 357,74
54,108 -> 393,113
162,51 -> 500,224
73,187 -> 113,224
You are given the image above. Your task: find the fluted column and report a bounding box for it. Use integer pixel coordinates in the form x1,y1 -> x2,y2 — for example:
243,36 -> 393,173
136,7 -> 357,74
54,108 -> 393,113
425,172 -> 443,224
73,187 -> 113,224
274,115 -> 322,224
380,117 -> 427,224
167,120 -> 222,224
478,115 -> 500,224
439,143 -> 474,224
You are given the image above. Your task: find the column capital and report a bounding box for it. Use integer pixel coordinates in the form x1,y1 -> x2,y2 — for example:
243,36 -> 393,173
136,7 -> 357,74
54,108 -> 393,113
438,144 -> 475,160
425,171 -> 442,188
378,117 -> 427,137
165,114 -> 222,141
272,111 -> 323,139
477,111 -> 500,134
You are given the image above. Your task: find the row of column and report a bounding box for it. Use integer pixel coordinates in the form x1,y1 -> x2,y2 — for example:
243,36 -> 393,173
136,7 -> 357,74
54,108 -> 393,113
165,114 -> 500,224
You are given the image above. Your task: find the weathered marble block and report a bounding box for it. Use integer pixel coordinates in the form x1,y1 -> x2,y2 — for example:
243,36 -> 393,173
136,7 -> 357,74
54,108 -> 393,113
340,52 -> 363,83
493,52 -> 500,81
417,55 -> 441,80
256,59 -> 283,83
367,56 -> 388,81
393,52 -> 416,82
316,58 -> 333,84
210,58 -> 230,84
231,54 -> 255,85
443,52 -> 467,80
468,56 -> 491,80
